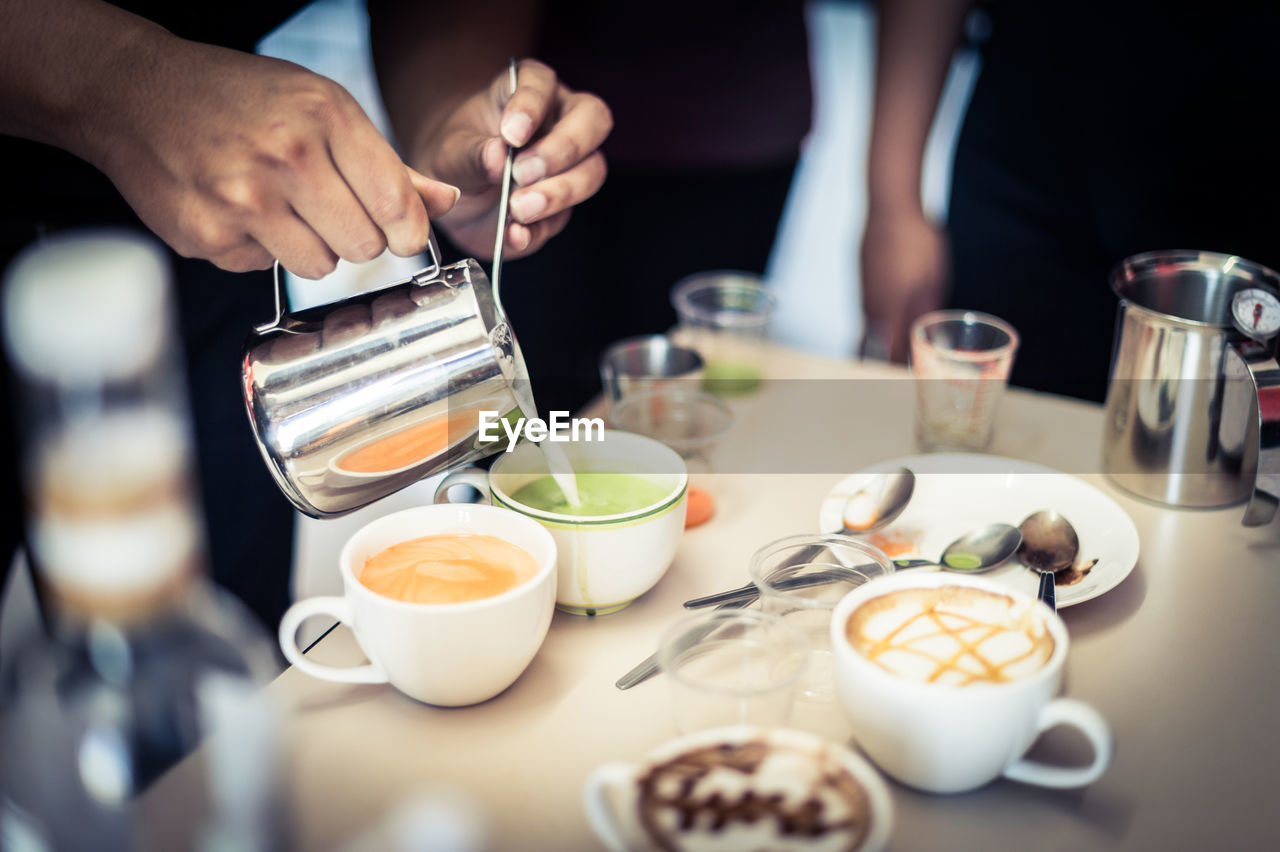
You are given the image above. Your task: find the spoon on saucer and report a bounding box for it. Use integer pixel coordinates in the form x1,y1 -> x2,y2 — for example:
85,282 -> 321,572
682,522 -> 1022,609
677,469 -> 915,609
837,467 -> 915,534
1017,510 -> 1079,611
907,522 -> 1024,573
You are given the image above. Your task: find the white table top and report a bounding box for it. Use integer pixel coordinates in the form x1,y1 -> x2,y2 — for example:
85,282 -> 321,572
141,345 -> 1280,850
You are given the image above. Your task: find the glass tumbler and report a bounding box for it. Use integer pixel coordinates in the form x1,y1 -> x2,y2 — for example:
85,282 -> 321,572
909,310 -> 1019,452
749,534 -> 895,705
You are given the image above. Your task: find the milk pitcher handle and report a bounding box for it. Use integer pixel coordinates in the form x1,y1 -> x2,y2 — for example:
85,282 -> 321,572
254,231 -> 444,334
434,467 -> 492,505
1223,343 -> 1280,526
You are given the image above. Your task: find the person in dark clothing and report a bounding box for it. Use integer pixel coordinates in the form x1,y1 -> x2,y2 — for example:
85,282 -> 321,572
861,0 -> 1280,401
0,0 -> 612,631
371,1 -> 814,416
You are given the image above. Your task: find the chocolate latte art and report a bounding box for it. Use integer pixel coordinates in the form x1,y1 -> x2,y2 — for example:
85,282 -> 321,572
844,586 -> 1054,685
635,740 -> 872,852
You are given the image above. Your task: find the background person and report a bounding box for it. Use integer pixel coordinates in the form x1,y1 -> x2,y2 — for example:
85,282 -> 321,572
379,0 -> 814,416
861,0 -> 1280,400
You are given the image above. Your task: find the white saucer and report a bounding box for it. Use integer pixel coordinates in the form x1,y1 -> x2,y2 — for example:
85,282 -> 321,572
818,454 -> 1140,608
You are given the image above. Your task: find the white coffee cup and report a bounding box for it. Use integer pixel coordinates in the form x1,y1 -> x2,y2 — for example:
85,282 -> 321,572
829,572 -> 1113,794
435,430 -> 687,615
584,725 -> 893,852
278,503 -> 557,706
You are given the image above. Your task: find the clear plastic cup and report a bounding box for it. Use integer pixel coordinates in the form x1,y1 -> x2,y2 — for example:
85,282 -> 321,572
608,387 -> 732,528
749,534 -> 895,739
909,310 -> 1019,452
670,272 -> 776,397
656,609 -> 808,734
608,387 -> 731,474
749,535 -> 895,703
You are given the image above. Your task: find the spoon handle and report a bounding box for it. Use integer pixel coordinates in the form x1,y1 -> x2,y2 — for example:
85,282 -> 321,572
1037,571 -> 1057,611
683,559 -> 908,610
681,582 -> 757,610
682,542 -> 831,609
682,571 -> 847,610
490,58 -> 518,312
615,598 -> 752,690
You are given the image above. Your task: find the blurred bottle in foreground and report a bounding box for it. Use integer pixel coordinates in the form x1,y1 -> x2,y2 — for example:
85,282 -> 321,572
0,231 -> 285,851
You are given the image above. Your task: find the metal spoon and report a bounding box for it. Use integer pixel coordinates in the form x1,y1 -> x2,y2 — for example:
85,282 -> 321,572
1017,510 -> 1079,611
489,57 -> 518,317
837,467 -> 916,534
615,597 -> 752,691
681,522 -> 1022,610
925,522 -> 1024,573
675,469 -> 915,610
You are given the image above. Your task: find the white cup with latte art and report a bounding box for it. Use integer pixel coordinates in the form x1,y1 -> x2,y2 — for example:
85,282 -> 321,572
830,572 -> 1113,794
583,725 -> 892,852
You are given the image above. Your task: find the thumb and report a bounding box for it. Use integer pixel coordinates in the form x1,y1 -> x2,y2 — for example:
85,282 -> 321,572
407,167 -> 461,219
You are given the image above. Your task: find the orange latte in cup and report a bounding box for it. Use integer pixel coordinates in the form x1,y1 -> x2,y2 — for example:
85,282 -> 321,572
280,504 -> 558,706
358,533 -> 539,604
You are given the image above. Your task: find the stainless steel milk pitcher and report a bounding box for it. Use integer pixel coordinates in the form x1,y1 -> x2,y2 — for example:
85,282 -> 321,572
1103,250 -> 1280,524
242,237 -> 527,517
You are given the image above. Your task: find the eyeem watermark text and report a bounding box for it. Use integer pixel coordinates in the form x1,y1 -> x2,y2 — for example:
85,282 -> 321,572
477,410 -> 605,452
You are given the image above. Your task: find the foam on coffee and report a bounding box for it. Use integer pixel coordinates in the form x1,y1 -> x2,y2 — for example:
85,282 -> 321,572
635,739 -> 872,852
844,586 -> 1053,686
358,533 -> 538,604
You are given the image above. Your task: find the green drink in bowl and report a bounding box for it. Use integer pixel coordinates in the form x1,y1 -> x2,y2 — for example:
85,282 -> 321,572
436,430 -> 687,615
510,472 -> 672,516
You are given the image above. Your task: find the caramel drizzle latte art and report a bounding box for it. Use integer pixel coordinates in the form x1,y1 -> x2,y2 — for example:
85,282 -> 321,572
846,587 -> 1054,686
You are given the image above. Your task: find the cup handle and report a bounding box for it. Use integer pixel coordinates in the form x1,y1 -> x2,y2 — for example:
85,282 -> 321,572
582,761 -> 637,852
433,466 -> 492,504
1003,698 -> 1114,788
278,597 -> 388,684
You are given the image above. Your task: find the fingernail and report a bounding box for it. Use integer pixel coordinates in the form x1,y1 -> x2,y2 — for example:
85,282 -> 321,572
511,224 -> 531,251
512,155 -> 546,186
509,191 -> 547,223
500,113 -> 533,146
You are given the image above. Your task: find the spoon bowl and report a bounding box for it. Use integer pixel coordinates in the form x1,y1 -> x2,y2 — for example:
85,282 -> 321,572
899,522 -> 1023,573
1017,510 -> 1080,572
1018,510 -> 1079,611
840,467 -> 916,534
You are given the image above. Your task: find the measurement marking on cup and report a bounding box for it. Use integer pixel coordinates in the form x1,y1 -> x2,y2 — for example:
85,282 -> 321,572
477,410 -> 605,452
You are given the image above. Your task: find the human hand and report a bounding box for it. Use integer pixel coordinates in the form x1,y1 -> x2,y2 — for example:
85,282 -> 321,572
414,58 -> 612,260
859,208 -> 949,363
92,40 -> 459,279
